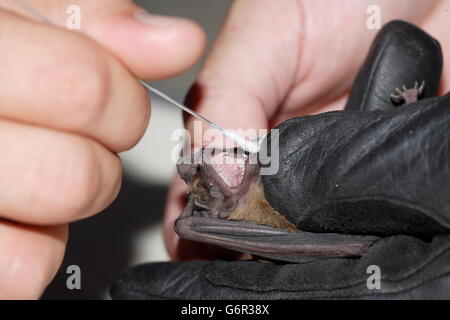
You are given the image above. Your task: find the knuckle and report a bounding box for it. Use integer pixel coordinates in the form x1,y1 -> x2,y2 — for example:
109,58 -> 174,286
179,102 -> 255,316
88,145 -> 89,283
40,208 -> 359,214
49,39 -> 110,129
26,138 -> 101,222
52,142 -> 100,220
116,95 -> 151,152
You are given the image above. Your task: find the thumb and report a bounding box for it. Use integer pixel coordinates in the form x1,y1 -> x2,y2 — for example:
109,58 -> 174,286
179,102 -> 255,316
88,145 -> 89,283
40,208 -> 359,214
1,0 -> 206,79
183,0 -> 302,135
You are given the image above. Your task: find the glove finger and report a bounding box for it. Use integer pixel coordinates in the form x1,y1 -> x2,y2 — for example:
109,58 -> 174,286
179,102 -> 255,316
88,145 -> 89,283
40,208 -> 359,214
346,20 -> 442,112
262,94 -> 450,237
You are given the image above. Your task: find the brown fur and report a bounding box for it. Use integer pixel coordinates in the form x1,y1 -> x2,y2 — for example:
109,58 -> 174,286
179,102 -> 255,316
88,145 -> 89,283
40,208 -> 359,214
188,178 -> 210,203
228,183 -> 299,232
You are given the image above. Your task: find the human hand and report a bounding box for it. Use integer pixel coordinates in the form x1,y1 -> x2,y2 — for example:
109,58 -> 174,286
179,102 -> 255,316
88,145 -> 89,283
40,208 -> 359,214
0,0 -> 205,298
164,0 -> 450,260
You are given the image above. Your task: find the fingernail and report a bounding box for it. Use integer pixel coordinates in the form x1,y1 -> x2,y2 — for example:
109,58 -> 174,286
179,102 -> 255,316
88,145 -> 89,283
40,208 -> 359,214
134,9 -> 180,28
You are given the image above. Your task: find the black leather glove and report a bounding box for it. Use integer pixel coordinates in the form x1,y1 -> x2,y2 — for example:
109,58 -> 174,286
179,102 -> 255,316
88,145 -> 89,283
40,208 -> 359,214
110,21 -> 450,300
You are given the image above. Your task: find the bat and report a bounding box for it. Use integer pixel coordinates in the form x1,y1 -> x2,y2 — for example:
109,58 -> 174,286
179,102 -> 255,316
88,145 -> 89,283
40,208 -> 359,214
176,148 -> 380,263
175,20 -> 446,263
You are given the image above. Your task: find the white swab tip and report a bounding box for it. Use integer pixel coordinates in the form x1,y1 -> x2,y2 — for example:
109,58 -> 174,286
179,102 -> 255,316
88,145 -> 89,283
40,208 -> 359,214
222,130 -> 261,154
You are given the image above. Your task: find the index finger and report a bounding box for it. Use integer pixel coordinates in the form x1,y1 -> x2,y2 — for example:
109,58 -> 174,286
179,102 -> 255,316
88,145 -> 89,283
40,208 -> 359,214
0,0 -> 206,80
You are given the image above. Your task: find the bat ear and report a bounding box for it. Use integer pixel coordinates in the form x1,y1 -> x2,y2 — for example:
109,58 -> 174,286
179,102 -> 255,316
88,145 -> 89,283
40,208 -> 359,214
346,20 -> 442,112
176,152 -> 202,183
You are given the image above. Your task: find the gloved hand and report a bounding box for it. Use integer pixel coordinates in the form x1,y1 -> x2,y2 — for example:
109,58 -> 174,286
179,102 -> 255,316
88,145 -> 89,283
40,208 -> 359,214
110,21 -> 450,299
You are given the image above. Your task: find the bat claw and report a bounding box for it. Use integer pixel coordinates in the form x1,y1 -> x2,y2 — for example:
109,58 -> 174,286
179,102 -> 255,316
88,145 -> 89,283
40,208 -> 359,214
390,80 -> 426,105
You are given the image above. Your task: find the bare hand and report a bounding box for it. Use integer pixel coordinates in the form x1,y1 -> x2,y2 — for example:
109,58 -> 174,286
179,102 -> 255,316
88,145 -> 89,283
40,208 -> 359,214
0,0 -> 205,298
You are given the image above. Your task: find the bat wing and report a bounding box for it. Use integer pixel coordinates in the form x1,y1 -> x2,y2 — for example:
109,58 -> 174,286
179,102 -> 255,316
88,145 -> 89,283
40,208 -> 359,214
175,198 -> 379,263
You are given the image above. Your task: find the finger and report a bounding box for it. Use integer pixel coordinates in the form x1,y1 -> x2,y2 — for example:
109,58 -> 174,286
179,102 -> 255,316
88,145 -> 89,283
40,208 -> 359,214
0,0 -> 206,80
0,9 -> 149,152
0,221 -> 67,299
0,119 -> 122,225
184,0 -> 299,133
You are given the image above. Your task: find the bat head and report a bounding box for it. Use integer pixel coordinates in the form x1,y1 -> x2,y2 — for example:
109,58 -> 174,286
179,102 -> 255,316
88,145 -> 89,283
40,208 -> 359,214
177,148 -> 260,219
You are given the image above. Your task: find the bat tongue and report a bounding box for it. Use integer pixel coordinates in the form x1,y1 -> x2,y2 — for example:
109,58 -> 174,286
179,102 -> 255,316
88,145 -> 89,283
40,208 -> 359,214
210,152 -> 246,188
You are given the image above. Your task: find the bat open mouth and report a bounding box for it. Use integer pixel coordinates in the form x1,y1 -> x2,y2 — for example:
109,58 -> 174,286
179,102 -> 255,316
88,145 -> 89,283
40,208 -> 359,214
177,148 -> 261,220
175,148 -> 380,263
209,151 -> 247,188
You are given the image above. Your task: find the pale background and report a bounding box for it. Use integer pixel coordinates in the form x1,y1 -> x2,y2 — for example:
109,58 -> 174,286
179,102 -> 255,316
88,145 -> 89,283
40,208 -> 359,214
43,0 -> 233,299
